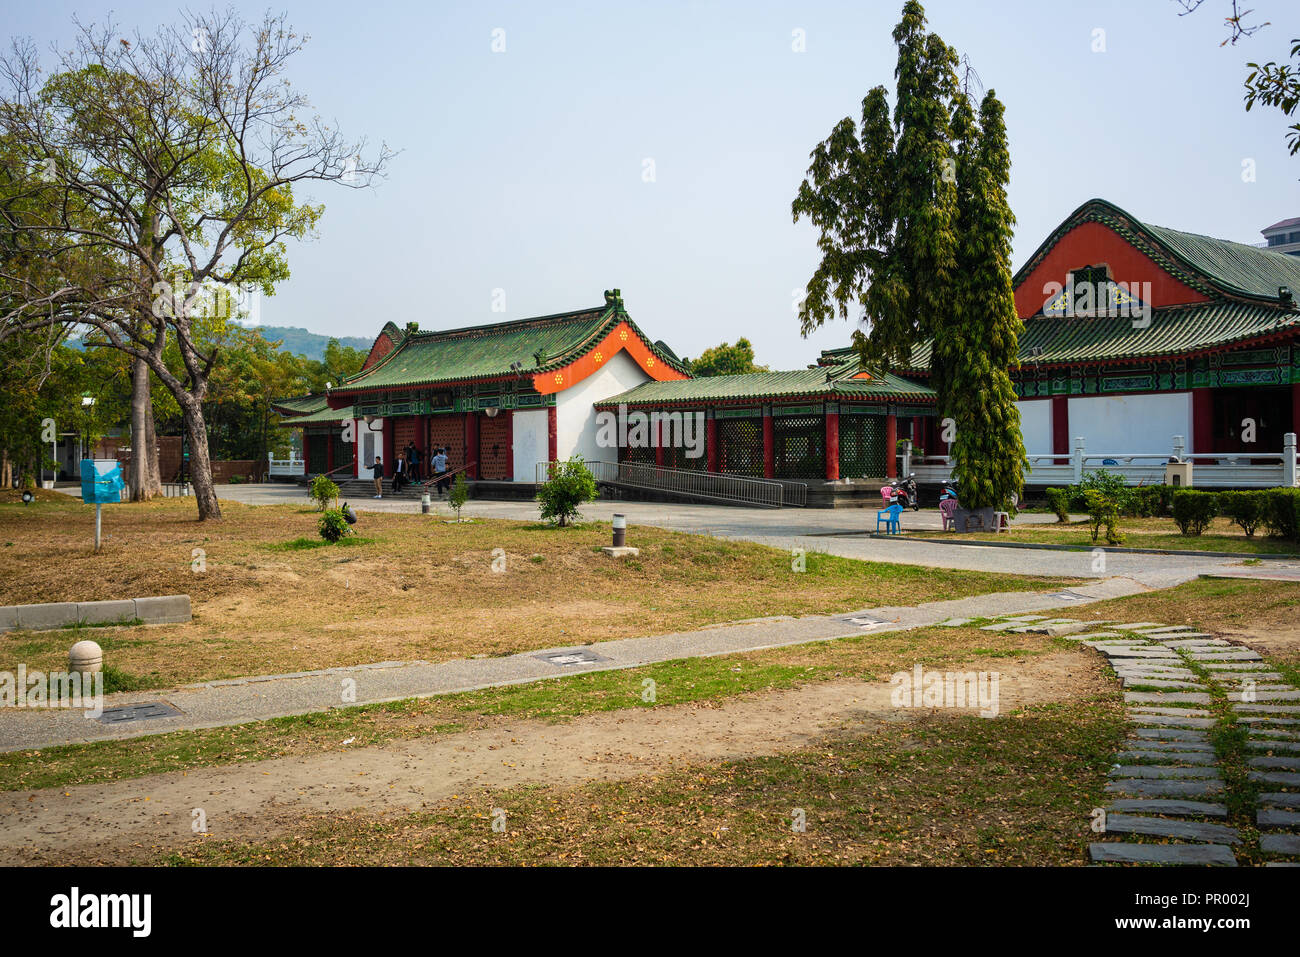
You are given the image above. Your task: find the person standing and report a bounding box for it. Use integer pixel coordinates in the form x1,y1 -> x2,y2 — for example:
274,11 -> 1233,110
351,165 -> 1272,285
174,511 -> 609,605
372,455 -> 384,499
393,452 -> 407,493
432,446 -> 449,496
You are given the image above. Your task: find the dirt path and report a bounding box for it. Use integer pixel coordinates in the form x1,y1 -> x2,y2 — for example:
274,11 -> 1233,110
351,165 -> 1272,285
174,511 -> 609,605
3,651 -> 1108,863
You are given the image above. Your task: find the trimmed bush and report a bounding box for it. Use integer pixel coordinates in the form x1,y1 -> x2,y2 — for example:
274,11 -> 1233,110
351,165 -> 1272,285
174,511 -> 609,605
1217,490 -> 1268,538
1121,484 -> 1171,519
1044,488 -> 1070,524
1262,488 -> 1300,541
536,457 -> 598,527
1171,489 -> 1217,536
318,507 -> 353,543
310,474 -> 340,511
1084,490 -> 1124,545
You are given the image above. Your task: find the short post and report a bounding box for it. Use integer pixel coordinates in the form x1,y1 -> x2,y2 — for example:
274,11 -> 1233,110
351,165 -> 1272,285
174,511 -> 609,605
1285,432 -> 1298,487
421,489 -> 431,514
94,502 -> 102,552
69,639 -> 103,676
1172,434 -> 1186,463
1072,436 -> 1085,483
612,513 -> 626,548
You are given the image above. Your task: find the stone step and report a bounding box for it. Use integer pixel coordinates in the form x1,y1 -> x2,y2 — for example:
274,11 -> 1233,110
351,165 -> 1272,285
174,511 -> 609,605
1115,750 -> 1217,765
1235,717 -> 1300,727
1106,779 -> 1224,798
1257,808 -> 1300,827
1131,708 -> 1213,719
1109,765 -> 1220,780
1260,792 -> 1300,809
1122,739 -> 1215,753
1202,662 -> 1273,671
1251,729 -> 1300,740
1107,799 -> 1227,818
1120,679 -> 1205,690
1101,814 -> 1240,844
1260,833 -> 1300,855
1124,692 -> 1214,705
1133,728 -> 1211,742
1233,703 -> 1300,713
1248,755 -> 1300,771
1248,770 -> 1300,787
1131,715 -> 1216,729
1088,843 -> 1237,866
1110,623 -> 1168,630
1247,740 -> 1300,753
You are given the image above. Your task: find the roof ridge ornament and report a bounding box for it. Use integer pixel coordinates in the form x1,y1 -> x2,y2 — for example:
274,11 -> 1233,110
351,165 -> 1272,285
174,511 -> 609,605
603,288 -> 624,311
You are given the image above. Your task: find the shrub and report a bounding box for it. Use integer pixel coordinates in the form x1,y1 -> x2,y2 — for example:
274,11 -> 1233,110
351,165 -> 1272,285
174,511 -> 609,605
318,507 -> 353,543
1044,487 -> 1070,524
1172,489 -> 1217,536
1121,485 -> 1169,518
310,474 -> 339,511
1084,490 -> 1124,545
1262,488 -> 1300,541
1217,490 -> 1268,538
449,472 -> 469,521
537,457 -> 597,527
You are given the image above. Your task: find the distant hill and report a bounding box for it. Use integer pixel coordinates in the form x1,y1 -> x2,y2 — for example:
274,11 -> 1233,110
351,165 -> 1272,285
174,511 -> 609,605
66,325 -> 374,361
253,326 -> 374,360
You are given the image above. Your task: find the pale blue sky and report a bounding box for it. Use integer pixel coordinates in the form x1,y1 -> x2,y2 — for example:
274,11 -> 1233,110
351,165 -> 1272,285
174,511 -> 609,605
9,0 -> 1300,366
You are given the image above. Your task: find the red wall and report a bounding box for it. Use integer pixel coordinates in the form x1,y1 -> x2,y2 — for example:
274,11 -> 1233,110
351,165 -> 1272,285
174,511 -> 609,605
1014,221 -> 1210,318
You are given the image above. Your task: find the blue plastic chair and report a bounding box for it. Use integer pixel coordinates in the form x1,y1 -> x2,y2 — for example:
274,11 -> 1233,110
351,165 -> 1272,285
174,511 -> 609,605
875,502 -> 903,534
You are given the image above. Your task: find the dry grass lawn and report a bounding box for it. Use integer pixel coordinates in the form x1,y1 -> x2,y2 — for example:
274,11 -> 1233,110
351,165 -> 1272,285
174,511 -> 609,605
0,496 -> 1071,687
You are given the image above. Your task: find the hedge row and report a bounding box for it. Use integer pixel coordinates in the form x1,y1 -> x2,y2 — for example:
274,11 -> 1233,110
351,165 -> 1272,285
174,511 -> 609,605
1170,488 -> 1300,538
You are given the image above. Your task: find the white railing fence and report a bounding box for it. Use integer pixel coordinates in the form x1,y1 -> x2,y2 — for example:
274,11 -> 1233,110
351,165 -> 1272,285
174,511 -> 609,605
906,433 -> 1299,489
267,453 -> 304,477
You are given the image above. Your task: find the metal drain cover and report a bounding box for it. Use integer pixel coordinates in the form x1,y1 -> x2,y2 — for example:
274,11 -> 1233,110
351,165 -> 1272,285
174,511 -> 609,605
535,649 -> 609,667
843,613 -> 890,629
1046,591 -> 1088,601
98,701 -> 183,724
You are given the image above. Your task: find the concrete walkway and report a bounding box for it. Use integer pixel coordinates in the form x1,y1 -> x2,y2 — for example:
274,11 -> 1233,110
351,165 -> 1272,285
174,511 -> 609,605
0,576 -> 1145,753
203,483 -> 1300,588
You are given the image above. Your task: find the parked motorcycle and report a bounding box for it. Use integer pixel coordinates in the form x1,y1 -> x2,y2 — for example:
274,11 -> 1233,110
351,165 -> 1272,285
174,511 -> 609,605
891,474 -> 920,511
938,478 -> 959,507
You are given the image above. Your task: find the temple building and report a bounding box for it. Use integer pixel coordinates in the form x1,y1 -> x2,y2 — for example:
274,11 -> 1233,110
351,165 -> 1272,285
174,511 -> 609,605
274,198 -> 1300,500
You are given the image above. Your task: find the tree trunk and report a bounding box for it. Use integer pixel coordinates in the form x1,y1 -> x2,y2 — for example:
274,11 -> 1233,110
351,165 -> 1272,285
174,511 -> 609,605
127,357 -> 162,501
143,390 -> 163,493
181,398 -> 222,521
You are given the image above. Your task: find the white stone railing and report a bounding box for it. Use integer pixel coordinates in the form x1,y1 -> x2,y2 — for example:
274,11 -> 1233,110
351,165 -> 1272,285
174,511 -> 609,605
906,433 -> 1299,489
267,453 -> 304,476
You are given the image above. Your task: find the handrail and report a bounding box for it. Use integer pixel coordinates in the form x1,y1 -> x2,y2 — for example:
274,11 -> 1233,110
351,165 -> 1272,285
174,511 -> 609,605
536,459 -> 805,508
421,461 -> 478,489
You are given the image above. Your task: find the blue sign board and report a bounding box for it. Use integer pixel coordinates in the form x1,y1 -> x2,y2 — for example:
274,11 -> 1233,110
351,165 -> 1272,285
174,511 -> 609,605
81,459 -> 124,504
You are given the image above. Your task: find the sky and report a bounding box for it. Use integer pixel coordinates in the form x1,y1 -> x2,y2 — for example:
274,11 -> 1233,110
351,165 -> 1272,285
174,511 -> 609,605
8,0 -> 1300,367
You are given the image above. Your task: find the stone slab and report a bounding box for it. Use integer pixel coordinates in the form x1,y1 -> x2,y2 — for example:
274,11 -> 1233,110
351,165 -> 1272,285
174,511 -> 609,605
1260,792 -> 1300,809
132,594 -> 191,625
1248,755 -> 1300,771
1260,833 -> 1300,855
75,599 -> 136,625
1249,770 -> 1300,786
11,602 -> 78,631
1107,799 -> 1227,818
1122,739 -> 1215,752
1248,740 -> 1300,753
1088,843 -> 1237,866
1131,714 -> 1215,727
1105,779 -> 1224,798
1257,808 -> 1300,827
1109,765 -> 1220,780
1115,750 -> 1217,765
1102,814 -> 1240,844
1124,692 -> 1213,705
1133,728 -> 1211,742
1121,679 -> 1204,690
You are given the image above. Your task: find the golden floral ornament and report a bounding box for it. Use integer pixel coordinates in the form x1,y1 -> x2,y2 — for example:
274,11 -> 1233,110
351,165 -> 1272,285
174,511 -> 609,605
594,351 -> 603,363
646,356 -> 655,368
619,329 -> 629,341
553,373 -> 564,385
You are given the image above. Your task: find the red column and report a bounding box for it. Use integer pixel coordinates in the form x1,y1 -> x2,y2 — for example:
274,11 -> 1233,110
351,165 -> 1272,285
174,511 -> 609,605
382,418 -> 395,477
547,405 -> 558,464
762,410 -> 775,479
706,416 -> 719,472
465,412 -> 479,479
885,413 -> 897,479
825,410 -> 839,480
1192,387 -> 1214,459
1051,396 -> 1069,457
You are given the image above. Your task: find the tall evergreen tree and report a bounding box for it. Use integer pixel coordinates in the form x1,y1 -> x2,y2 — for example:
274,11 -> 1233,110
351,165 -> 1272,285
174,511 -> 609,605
792,0 -> 1023,509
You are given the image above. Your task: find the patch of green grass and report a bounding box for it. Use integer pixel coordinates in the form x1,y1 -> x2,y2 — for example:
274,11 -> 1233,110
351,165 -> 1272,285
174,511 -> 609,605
267,536 -> 376,551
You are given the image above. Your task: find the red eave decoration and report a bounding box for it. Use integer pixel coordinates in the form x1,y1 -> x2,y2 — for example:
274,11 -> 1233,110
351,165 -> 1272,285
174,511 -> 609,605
532,320 -> 687,395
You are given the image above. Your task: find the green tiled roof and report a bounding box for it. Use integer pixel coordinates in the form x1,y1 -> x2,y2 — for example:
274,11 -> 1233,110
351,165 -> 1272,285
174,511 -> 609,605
1015,198 -> 1300,304
272,392 -> 354,425
597,359 -> 935,407
329,295 -> 688,396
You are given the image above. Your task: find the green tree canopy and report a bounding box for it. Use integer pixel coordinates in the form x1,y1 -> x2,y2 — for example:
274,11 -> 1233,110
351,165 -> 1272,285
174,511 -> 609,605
685,338 -> 768,377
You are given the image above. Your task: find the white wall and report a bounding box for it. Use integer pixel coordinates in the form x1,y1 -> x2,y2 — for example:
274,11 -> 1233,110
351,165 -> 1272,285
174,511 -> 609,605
556,350 -> 650,466
512,409 -> 549,482
1067,392 -> 1192,454
1016,399 -> 1053,455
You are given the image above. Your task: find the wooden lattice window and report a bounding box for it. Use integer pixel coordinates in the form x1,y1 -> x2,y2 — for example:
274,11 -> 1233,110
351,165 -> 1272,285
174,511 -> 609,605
772,414 -> 825,479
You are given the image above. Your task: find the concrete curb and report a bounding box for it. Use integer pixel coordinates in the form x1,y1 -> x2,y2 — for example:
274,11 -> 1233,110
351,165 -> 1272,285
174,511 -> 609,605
0,595 -> 190,633
877,534 -> 1300,562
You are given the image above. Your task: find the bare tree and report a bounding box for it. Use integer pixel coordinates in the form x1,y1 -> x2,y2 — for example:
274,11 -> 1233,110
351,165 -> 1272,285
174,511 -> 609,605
1174,0 -> 1270,46
0,8 -> 390,519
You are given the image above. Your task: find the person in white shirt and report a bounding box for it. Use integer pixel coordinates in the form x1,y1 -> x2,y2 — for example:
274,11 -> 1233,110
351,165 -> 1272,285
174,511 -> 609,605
432,448 -> 449,495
